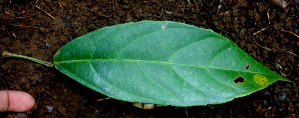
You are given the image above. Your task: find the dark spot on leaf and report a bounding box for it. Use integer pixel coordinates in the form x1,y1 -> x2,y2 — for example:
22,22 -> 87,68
246,64 -> 250,70
234,76 -> 245,84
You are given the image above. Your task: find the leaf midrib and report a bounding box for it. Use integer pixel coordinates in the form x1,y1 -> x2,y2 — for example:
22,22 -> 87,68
54,59 -> 279,76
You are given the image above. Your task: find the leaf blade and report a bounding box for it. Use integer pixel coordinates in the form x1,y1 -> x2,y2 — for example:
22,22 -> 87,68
53,21 -> 289,106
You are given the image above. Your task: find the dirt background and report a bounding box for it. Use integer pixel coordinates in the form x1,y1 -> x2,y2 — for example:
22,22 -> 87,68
0,0 -> 298,117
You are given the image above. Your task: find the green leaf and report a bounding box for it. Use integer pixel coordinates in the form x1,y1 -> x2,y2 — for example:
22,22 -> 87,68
53,21 -> 289,106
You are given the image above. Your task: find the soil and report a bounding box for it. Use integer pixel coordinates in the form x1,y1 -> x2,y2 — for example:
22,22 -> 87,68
0,0 -> 298,117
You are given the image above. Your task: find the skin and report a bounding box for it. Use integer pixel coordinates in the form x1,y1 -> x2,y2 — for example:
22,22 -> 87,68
0,90 -> 35,112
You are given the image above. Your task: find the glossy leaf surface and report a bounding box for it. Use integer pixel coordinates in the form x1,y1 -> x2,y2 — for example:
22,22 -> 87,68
53,21 -> 289,106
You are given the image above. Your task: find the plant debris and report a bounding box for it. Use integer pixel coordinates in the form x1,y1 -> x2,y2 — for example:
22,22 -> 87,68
268,0 -> 292,9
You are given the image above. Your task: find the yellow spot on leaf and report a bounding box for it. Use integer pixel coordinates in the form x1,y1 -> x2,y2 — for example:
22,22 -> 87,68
253,74 -> 268,85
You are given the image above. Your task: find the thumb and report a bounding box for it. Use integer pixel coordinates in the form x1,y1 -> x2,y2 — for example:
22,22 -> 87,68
0,90 -> 35,112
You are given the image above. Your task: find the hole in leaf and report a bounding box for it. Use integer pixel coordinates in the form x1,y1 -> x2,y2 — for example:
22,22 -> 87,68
234,76 -> 245,84
246,64 -> 250,70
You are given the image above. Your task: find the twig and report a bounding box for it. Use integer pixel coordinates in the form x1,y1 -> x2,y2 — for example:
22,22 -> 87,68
217,0 -> 223,14
255,43 -> 299,57
38,85 -> 57,99
12,32 -> 16,38
281,30 -> 299,39
281,49 -> 299,57
58,3 -> 63,12
255,43 -> 272,51
96,97 -> 110,101
160,8 -> 163,17
142,1 -> 156,3
12,24 -> 50,30
35,0 -> 39,5
253,27 -> 268,35
35,5 -> 55,20
16,12 -> 42,19
141,10 -> 161,18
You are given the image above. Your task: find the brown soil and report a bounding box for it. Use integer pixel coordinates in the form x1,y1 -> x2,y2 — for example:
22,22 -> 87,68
0,0 -> 298,117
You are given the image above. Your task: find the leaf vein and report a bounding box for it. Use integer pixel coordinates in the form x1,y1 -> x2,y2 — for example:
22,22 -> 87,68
88,62 -> 163,103
137,62 -> 182,102
170,65 -> 209,96
54,59 -> 281,77
117,28 -> 203,59
206,68 -> 240,94
237,71 -> 258,88
168,36 -> 212,61
209,45 -> 231,66
90,23 -> 136,57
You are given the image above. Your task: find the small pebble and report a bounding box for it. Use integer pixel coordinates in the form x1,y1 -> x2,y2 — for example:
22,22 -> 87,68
46,105 -> 53,113
62,19 -> 68,27
44,42 -> 50,49
277,92 -> 287,102
279,106 -> 285,112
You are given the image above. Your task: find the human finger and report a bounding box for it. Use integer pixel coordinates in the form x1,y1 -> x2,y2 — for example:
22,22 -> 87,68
0,90 -> 35,112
